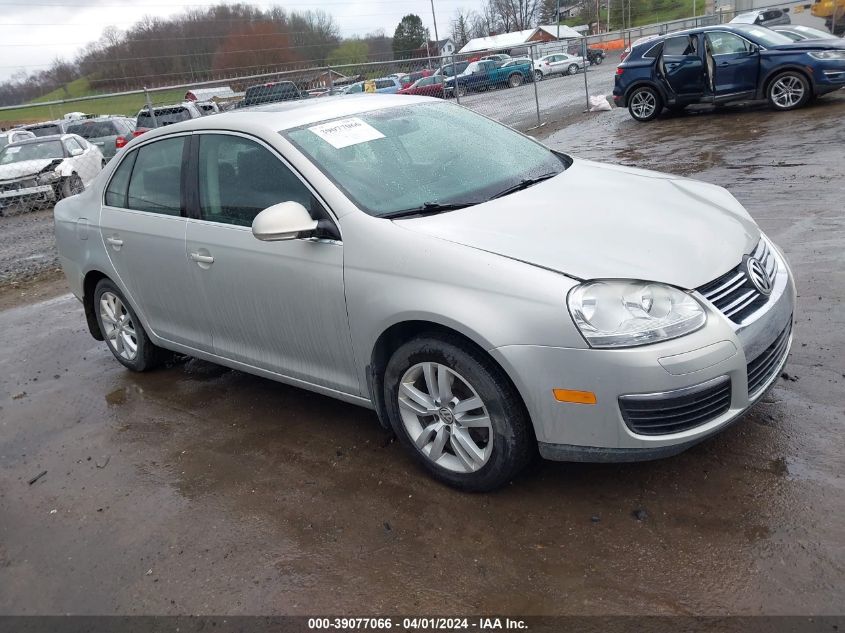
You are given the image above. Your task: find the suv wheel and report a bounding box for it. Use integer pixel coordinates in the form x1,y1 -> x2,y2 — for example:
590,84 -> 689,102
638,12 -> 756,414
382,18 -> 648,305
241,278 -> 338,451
456,84 -> 467,98
628,86 -> 662,122
767,71 -> 810,111
94,279 -> 169,372
508,73 -> 524,88
383,335 -> 534,491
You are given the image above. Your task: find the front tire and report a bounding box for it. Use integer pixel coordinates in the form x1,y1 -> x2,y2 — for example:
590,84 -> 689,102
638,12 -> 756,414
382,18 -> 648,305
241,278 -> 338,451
60,173 -> 84,200
93,279 -> 169,372
384,335 -> 534,491
456,84 -> 467,98
628,86 -> 662,122
767,71 -> 811,111
534,70 -> 544,82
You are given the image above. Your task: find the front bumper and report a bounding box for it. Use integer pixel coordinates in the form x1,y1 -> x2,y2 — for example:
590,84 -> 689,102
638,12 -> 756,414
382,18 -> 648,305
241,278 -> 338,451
490,244 -> 796,461
0,181 -> 57,207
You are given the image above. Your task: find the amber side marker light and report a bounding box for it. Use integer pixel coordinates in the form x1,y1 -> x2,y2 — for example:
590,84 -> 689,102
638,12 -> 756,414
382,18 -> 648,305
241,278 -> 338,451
553,389 -> 597,405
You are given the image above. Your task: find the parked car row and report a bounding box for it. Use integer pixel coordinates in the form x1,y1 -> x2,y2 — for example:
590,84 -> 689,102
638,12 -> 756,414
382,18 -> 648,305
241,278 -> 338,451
613,23 -> 845,122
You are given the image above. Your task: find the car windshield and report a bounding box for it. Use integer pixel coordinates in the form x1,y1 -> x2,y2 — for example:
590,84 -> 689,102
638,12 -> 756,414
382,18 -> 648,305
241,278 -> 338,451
285,102 -> 567,217
0,140 -> 64,164
66,121 -> 117,138
732,25 -> 794,46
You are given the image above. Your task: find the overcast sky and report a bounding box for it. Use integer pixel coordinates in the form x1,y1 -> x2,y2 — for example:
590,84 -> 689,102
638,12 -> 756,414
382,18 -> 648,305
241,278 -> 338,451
0,0 -> 480,81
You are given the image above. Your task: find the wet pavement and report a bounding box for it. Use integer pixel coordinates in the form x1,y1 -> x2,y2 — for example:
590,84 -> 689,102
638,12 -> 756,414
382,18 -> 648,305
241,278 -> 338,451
1,93 -> 844,616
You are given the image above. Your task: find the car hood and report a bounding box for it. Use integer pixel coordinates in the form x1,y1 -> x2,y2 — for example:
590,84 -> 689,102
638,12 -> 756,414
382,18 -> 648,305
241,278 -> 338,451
0,158 -> 62,181
394,158 -> 760,289
770,40 -> 845,51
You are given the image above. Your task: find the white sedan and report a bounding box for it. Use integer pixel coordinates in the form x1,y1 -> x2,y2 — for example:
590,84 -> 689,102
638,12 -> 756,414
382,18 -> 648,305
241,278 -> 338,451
0,133 -> 103,212
533,53 -> 587,80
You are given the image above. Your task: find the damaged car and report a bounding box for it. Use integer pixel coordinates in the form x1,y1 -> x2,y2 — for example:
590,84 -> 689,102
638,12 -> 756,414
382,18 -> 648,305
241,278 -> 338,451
0,134 -> 103,213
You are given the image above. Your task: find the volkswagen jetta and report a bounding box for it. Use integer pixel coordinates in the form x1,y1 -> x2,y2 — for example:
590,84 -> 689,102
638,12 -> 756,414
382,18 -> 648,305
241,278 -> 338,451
54,95 -> 795,491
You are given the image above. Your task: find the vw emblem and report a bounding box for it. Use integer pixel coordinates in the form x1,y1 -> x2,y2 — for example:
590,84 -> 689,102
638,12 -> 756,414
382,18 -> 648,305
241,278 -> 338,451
744,256 -> 772,296
439,407 -> 455,424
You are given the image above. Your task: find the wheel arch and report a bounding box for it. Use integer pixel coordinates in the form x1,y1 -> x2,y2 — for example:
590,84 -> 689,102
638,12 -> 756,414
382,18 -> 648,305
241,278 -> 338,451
759,65 -> 815,100
82,269 -> 110,340
366,319 -> 532,438
624,79 -> 668,106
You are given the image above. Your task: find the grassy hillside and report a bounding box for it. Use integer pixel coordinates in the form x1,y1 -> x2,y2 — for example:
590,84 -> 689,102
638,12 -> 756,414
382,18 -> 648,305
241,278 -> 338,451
33,77 -> 93,103
0,86 -> 189,126
561,0 -> 697,28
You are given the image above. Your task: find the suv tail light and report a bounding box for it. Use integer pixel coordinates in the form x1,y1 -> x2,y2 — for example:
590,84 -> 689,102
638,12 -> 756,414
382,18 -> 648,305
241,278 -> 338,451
115,136 -> 128,149
616,67 -> 625,75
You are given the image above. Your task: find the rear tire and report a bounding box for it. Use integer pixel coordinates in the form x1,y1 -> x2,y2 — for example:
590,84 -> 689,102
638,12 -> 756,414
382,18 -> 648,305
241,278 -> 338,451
628,86 -> 662,122
767,71 -> 811,111
508,73 -> 524,88
384,334 -> 534,492
93,279 -> 170,372
567,64 -> 579,75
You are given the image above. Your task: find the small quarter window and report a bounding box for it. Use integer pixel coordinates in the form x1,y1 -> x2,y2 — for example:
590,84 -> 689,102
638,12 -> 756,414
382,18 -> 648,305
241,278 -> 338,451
105,150 -> 137,208
126,137 -> 186,215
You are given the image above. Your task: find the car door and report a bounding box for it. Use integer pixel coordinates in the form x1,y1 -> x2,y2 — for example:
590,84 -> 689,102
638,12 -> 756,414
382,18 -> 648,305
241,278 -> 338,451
659,34 -> 706,97
184,132 -> 359,395
99,134 -> 212,350
705,31 -> 759,98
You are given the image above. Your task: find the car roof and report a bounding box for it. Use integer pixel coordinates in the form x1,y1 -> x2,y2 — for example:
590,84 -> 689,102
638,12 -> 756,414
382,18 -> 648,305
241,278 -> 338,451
7,133 -> 72,145
130,94 -> 435,142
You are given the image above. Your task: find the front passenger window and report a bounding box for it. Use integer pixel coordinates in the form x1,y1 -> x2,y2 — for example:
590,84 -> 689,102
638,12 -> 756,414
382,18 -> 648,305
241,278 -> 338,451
707,33 -> 751,55
197,134 -> 319,227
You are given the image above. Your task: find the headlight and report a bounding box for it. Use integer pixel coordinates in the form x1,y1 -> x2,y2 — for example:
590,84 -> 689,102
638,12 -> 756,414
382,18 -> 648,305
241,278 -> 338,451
808,50 -> 845,60
567,280 -> 706,348
36,172 -> 60,185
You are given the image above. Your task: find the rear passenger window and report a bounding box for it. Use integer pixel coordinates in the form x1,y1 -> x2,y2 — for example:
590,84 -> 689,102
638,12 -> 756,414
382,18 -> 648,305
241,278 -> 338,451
197,134 -> 317,227
105,150 -> 137,207
663,36 -> 697,56
126,137 -> 185,215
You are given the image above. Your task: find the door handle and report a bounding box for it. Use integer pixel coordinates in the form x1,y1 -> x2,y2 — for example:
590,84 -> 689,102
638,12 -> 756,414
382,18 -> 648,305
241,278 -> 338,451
189,252 -> 214,264
106,236 -> 123,248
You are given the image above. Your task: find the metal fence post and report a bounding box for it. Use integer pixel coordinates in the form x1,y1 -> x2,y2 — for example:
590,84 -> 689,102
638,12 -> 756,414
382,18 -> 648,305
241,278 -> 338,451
529,44 -> 541,128
327,66 -> 334,93
144,87 -> 158,128
452,54 -> 460,105
582,38 -> 590,112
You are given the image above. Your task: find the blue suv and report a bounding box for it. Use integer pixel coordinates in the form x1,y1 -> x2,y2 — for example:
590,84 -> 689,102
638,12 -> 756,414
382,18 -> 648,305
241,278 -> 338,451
613,24 -> 845,121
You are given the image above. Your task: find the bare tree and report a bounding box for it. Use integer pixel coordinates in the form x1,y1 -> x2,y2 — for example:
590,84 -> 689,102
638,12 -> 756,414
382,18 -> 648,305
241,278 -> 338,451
493,0 -> 542,31
450,9 -> 476,49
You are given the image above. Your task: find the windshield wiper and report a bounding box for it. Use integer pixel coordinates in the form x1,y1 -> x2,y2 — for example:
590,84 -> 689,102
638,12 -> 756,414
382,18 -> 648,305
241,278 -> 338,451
490,172 -> 559,199
382,200 -> 480,219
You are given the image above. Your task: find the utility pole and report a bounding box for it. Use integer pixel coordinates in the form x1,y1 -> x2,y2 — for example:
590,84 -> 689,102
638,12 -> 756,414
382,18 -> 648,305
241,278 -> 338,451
430,0 -> 440,52
557,0 -> 561,40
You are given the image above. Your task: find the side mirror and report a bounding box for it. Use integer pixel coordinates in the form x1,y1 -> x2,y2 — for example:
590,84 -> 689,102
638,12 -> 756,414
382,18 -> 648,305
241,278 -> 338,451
71,148 -> 84,157
252,201 -> 318,242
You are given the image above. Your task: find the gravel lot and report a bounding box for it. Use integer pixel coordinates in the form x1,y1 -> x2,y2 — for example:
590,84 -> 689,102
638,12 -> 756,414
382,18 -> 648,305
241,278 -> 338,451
1,90 -> 844,616
0,207 -> 59,285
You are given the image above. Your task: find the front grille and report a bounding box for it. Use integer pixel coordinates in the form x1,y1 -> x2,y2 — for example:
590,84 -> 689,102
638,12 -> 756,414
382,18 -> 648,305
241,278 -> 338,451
747,322 -> 792,397
619,376 -> 732,436
697,239 -> 777,323
0,178 -> 37,193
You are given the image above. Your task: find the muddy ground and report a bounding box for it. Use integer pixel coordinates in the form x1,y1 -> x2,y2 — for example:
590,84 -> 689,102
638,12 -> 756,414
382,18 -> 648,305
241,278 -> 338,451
1,92 -> 844,616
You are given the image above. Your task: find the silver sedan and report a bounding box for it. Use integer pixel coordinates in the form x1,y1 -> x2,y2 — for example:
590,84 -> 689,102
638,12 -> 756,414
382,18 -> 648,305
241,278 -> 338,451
54,95 -> 795,491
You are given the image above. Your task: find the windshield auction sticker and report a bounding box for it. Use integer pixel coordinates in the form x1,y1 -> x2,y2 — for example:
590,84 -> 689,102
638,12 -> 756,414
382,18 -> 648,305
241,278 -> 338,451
309,117 -> 385,149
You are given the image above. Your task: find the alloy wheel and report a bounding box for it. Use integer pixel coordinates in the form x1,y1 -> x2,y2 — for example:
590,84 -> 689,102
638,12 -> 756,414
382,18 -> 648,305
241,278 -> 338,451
771,75 -> 805,109
99,291 -> 138,361
631,89 -> 657,119
397,362 -> 493,473
70,175 -> 84,195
